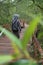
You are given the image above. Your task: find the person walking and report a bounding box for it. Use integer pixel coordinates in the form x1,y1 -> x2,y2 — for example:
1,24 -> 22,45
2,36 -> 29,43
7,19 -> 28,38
12,14 -> 21,38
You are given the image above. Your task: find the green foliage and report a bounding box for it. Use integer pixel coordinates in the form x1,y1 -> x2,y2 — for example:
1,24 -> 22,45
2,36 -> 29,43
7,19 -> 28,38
15,0 -> 43,19
37,24 -> 43,49
9,59 -> 37,65
0,0 -> 43,65
0,0 -> 16,25
0,55 -> 13,64
0,0 -> 43,25
22,16 -> 41,50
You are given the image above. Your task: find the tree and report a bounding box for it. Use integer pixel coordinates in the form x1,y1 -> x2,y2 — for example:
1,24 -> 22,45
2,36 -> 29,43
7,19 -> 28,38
0,0 -> 16,25
0,0 -> 43,24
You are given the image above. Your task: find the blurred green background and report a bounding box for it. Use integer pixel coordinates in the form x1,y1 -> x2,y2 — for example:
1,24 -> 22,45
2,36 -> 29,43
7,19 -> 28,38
0,0 -> 43,65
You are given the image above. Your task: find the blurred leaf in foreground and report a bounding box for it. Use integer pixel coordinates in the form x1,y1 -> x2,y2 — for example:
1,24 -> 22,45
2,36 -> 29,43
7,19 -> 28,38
22,16 -> 41,50
0,55 -> 13,64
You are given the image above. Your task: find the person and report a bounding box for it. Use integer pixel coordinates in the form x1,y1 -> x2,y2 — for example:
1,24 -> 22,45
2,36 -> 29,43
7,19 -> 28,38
12,14 -> 21,38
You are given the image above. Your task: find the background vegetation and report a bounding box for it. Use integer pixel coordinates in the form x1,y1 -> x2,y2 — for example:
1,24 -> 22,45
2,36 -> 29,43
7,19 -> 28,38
0,0 -> 43,65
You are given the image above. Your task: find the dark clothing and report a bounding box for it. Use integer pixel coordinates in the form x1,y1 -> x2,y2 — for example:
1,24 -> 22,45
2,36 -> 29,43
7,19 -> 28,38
17,21 -> 21,32
13,30 -> 19,38
12,16 -> 21,38
12,17 -> 21,32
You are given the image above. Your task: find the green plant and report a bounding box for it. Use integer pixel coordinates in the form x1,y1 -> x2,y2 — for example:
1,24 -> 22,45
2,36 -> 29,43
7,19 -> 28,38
0,16 -> 41,65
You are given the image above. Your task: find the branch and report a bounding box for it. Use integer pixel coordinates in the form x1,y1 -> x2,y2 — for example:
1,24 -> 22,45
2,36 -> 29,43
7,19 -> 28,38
32,0 -> 35,3
17,0 -> 22,3
36,4 -> 43,10
32,35 -> 43,54
32,0 -> 43,10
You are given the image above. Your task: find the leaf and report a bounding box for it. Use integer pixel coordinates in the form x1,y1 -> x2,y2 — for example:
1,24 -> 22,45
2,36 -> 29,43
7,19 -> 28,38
9,59 -> 37,65
22,16 -> 41,50
0,55 -> 13,64
0,27 -> 22,49
38,32 -> 43,39
0,27 -> 22,63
